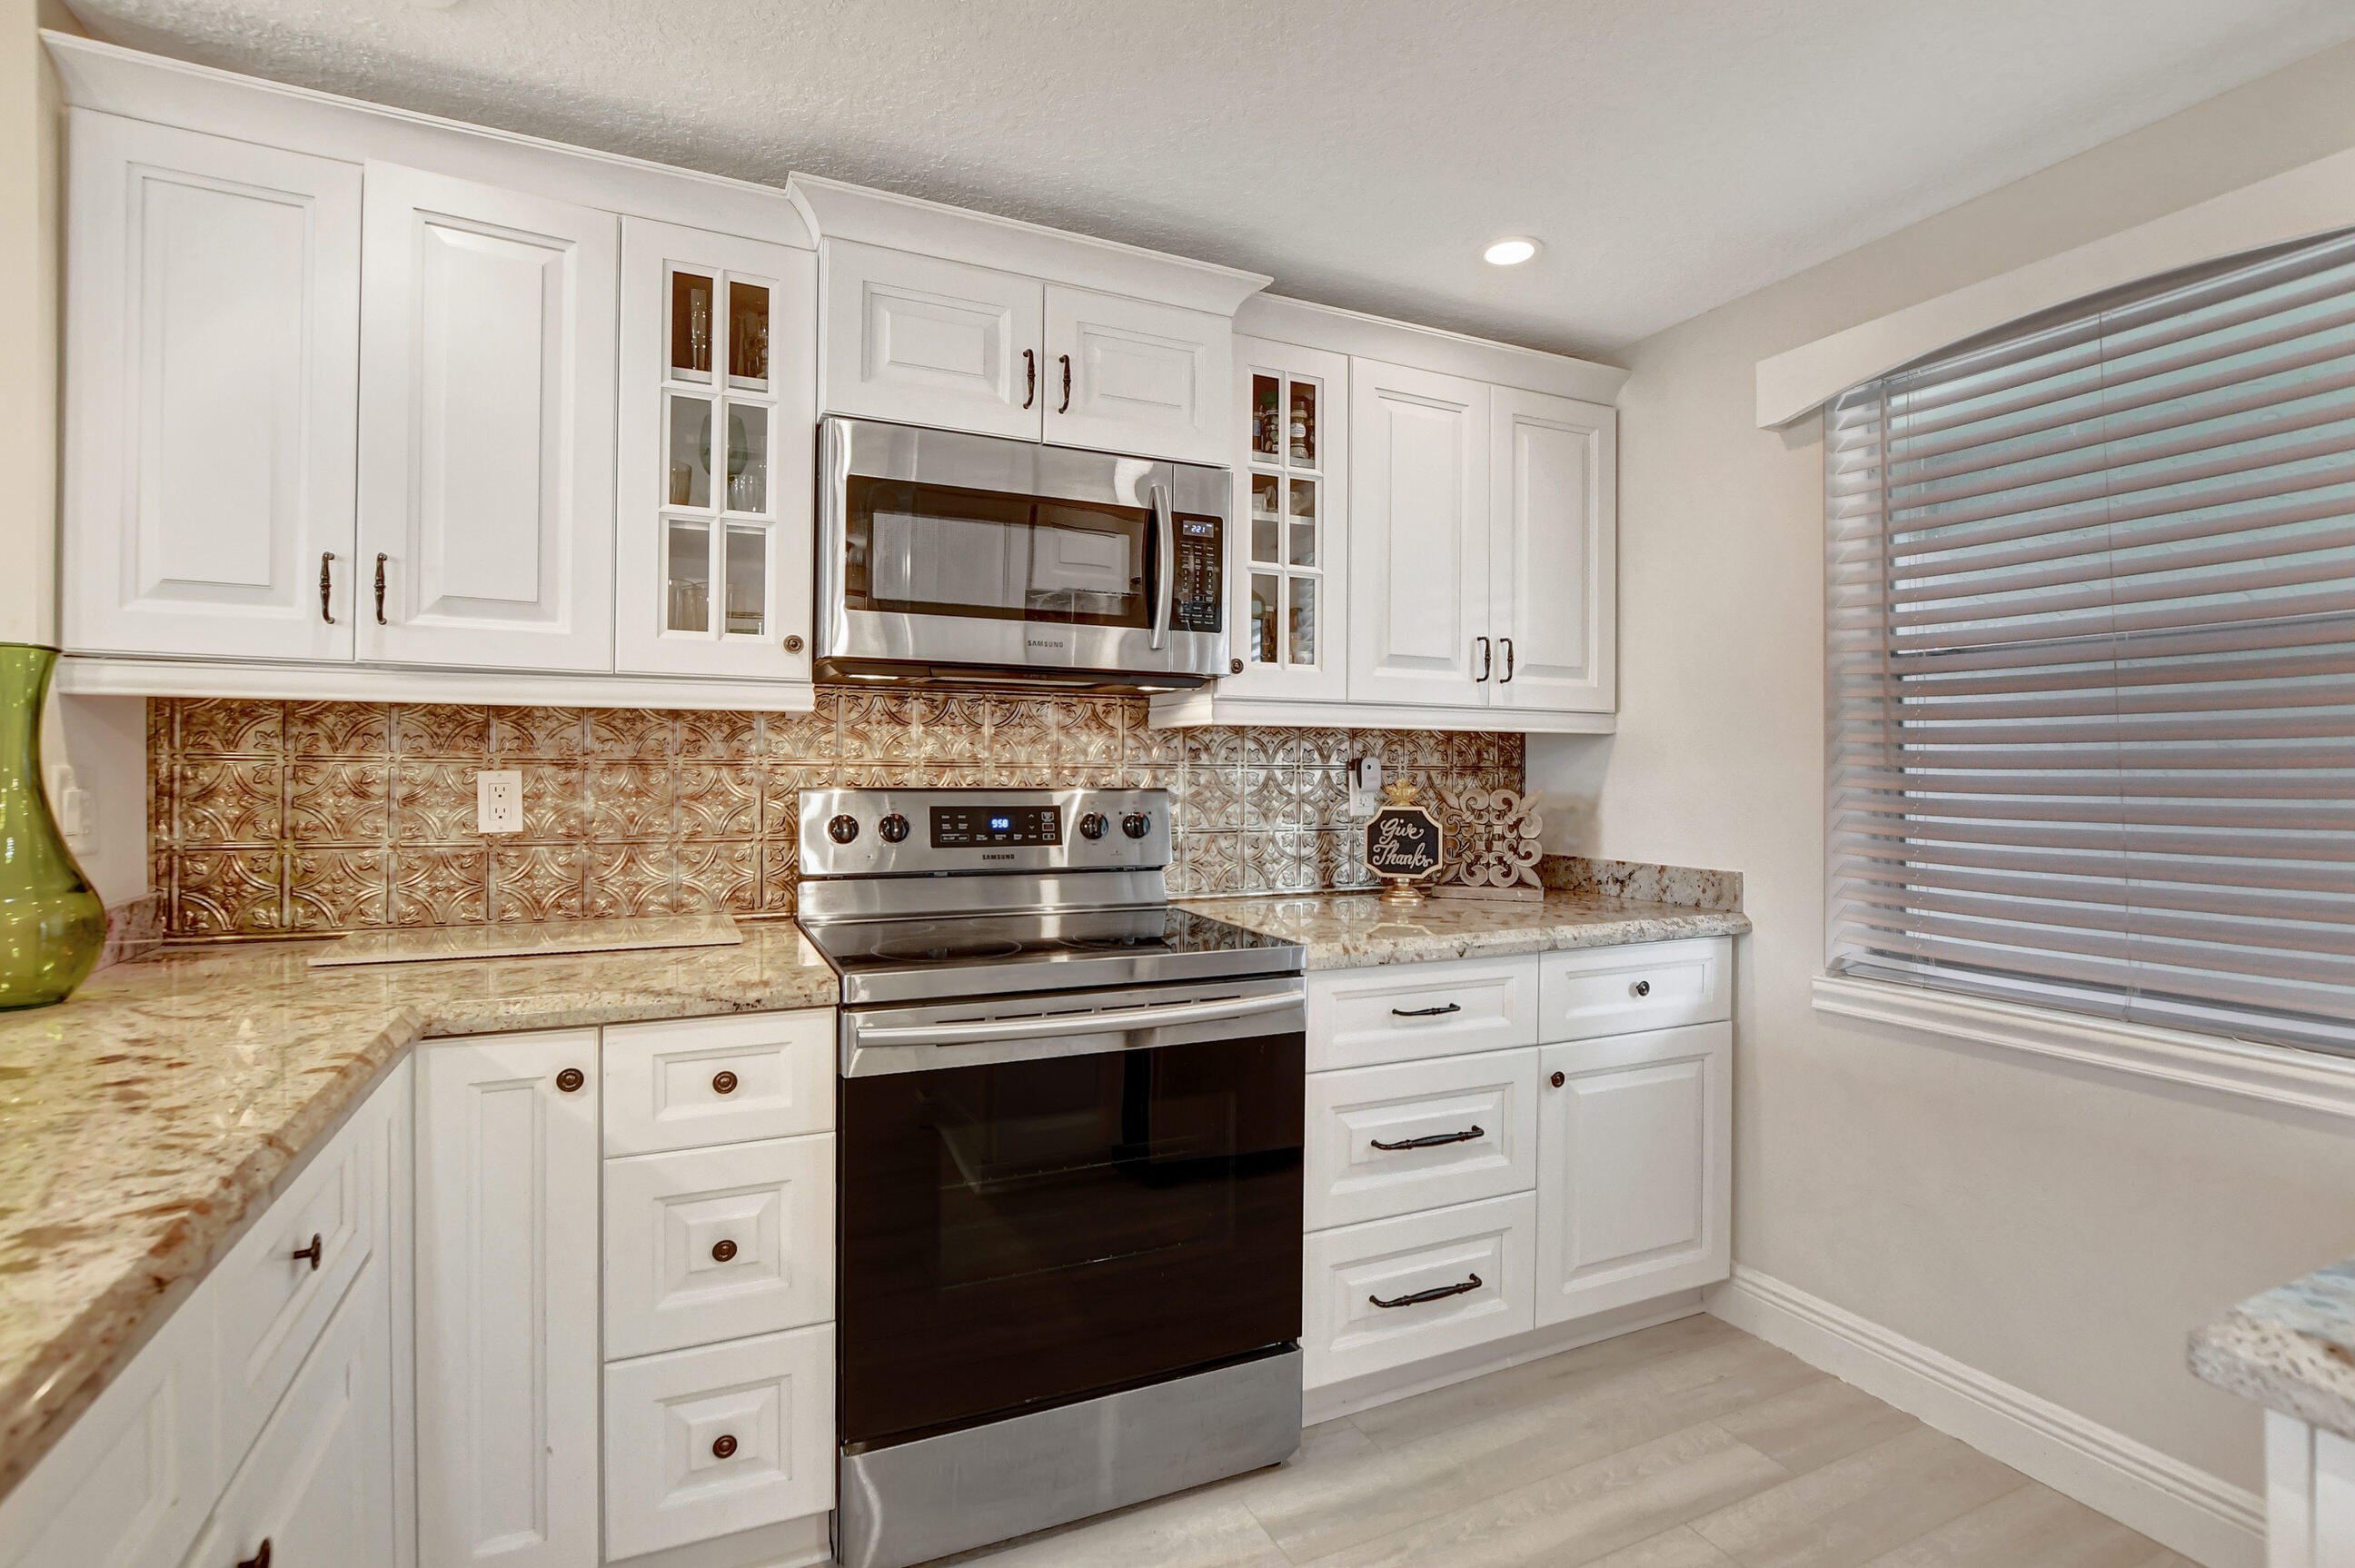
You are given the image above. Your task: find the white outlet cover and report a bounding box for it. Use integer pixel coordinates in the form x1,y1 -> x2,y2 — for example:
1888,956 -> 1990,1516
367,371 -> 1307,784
476,769 -> 523,834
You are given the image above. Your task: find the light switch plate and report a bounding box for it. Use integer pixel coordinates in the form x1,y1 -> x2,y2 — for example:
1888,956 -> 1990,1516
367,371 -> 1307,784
476,769 -> 522,834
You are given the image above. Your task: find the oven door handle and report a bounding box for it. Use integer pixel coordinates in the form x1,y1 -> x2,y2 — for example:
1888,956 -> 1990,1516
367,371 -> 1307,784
854,989 -> 1298,1047
1148,481 -> 1174,651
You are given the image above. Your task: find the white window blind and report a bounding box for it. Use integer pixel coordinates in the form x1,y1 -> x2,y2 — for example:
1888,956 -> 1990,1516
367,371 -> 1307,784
1826,229 -> 2355,1056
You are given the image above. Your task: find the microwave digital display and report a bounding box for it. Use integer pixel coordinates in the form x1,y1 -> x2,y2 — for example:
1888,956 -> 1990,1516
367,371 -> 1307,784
931,806 -> 1062,848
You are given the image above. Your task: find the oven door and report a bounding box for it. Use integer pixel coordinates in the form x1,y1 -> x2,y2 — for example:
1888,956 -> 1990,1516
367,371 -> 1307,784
817,416 -> 1229,686
838,977 -> 1305,1450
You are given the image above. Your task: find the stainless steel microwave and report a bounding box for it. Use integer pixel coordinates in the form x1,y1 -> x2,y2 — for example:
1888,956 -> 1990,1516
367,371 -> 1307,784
815,416 -> 1229,690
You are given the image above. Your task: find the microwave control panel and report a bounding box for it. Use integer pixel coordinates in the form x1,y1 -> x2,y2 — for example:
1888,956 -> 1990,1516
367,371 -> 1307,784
1172,514 -> 1224,633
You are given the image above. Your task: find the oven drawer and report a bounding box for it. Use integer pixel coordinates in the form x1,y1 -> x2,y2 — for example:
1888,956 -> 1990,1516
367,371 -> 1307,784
1537,938 -> 1730,1043
1306,1048 -> 1538,1230
602,1135 -> 835,1360
1307,957 -> 1539,1071
601,1009 -> 833,1156
603,1324 -> 836,1560
1301,1193 -> 1535,1389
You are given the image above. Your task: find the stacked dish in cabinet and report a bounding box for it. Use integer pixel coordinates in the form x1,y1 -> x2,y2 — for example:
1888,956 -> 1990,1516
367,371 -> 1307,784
1299,939 -> 1734,1394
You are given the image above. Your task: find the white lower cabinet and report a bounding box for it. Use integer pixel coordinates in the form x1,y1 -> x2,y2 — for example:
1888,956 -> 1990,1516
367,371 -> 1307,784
2266,1410 -> 2355,1568
1302,941 -> 1733,1394
415,1031 -> 603,1568
602,1325 -> 836,1561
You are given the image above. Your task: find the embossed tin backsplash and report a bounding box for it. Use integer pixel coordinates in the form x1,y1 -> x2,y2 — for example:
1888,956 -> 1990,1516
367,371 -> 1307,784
147,693 -> 1525,938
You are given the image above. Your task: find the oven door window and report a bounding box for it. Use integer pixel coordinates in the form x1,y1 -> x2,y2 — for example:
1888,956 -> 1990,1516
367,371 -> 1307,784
844,477 -> 1151,627
840,1032 -> 1304,1448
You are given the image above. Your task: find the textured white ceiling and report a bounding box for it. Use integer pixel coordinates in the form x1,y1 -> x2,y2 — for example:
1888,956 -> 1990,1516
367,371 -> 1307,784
60,0 -> 2355,355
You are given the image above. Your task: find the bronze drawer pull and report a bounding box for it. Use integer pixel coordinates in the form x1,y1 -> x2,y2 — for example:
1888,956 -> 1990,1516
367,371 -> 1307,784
711,1238 -> 737,1263
711,1069 -> 739,1095
712,1434 -> 738,1459
237,1541 -> 272,1568
1022,348 -> 1036,409
1370,1274 -> 1481,1310
1391,1002 -> 1461,1018
1058,353 -> 1071,412
290,1233 -> 323,1271
373,553 -> 389,624
318,553 -> 335,623
555,1067 -> 585,1093
1371,1126 -> 1483,1152
1632,979 -> 1651,997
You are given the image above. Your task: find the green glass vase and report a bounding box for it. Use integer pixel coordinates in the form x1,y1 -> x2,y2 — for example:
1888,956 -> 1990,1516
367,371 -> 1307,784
0,645 -> 104,1008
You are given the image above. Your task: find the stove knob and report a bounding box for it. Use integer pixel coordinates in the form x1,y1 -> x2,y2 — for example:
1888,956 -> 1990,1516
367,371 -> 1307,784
1078,811 -> 1109,840
827,814 -> 860,845
878,813 -> 910,843
1121,811 -> 1152,839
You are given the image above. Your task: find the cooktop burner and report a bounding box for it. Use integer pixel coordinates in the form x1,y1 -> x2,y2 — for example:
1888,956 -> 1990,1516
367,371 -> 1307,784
872,938 -> 1027,963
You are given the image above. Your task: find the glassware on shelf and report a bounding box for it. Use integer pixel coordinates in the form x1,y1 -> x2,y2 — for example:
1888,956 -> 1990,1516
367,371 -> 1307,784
1252,374 -> 1280,458
1289,380 -> 1317,467
1287,478 -> 1317,567
1250,572 -> 1278,665
666,519 -> 711,632
725,406 -> 768,513
725,524 -> 766,635
668,396 -> 712,507
1287,577 -> 1317,666
671,270 -> 715,381
729,281 -> 770,390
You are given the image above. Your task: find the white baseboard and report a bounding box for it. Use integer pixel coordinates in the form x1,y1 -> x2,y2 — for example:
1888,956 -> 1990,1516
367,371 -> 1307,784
1708,1265 -> 2263,1568
1304,1290 -> 1707,1426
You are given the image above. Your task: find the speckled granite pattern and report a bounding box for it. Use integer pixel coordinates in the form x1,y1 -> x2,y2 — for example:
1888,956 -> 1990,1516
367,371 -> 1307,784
0,921 -> 838,1497
1178,889 -> 1751,969
1539,855 -> 1744,913
2190,1259 -> 2355,1440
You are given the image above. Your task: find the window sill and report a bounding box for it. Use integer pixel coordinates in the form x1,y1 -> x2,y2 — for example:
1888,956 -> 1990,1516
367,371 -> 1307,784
1810,973 -> 2355,1129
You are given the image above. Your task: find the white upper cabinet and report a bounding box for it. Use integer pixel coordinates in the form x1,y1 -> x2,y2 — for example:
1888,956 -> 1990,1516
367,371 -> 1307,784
1490,388 -> 1616,714
356,163 -> 618,672
1043,286 -> 1230,464
1226,338 -> 1348,702
618,218 -> 818,684
820,240 -> 1044,440
1347,358 -> 1491,708
62,112 -> 362,661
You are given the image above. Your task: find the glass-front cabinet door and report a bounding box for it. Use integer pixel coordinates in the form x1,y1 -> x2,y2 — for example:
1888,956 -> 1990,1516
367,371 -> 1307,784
616,217 -> 817,683
1225,337 -> 1349,702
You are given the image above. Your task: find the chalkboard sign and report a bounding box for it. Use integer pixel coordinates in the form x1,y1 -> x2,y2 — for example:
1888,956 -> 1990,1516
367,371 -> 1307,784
1366,807 -> 1442,878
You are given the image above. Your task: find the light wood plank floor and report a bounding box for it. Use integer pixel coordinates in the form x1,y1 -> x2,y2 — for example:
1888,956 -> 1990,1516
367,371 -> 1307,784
933,1315 -> 2197,1568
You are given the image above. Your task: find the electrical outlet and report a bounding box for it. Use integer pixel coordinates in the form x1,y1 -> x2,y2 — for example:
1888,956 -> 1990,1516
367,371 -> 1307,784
47,766 -> 92,852
476,769 -> 523,834
1346,757 -> 1382,818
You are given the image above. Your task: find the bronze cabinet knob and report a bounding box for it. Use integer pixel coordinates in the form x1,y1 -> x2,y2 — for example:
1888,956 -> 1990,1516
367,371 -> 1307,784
711,1238 -> 738,1263
1550,1071 -> 1566,1088
1631,979 -> 1651,997
783,633 -> 804,653
712,1434 -> 738,1459
711,1069 -> 739,1095
1229,657 -> 1244,675
555,1067 -> 585,1093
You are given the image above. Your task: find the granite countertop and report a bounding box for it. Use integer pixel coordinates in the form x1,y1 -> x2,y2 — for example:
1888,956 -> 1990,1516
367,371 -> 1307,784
2190,1259 -> 2355,1440
0,921 -> 838,1497
1179,888 -> 1752,967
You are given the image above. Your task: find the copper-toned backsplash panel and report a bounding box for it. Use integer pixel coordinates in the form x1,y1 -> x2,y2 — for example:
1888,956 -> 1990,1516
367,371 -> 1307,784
149,692 -> 1525,938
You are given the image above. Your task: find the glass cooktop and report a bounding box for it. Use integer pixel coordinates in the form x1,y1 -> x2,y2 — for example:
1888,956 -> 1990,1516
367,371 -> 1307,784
802,905 -> 1303,1006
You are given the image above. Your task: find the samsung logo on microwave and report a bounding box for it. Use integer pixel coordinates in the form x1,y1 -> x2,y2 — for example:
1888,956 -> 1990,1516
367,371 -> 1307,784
1026,638 -> 1067,650
981,852 -> 1016,861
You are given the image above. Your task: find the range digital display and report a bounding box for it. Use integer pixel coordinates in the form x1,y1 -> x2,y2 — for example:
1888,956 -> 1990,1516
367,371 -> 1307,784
931,805 -> 1062,848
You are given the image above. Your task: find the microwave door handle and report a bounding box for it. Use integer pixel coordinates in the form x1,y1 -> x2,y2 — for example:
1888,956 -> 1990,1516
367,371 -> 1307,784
853,989 -> 1298,1047
1148,481 -> 1174,650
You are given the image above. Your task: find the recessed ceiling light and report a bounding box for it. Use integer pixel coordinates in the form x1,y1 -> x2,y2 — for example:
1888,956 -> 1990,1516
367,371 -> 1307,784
1483,237 -> 1539,266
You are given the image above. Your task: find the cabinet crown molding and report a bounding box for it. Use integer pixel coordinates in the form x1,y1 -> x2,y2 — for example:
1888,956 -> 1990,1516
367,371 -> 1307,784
1237,293 -> 1629,407
787,172 -> 1271,317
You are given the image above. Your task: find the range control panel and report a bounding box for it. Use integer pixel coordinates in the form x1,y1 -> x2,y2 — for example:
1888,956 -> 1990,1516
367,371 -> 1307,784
931,805 -> 1062,848
1173,514 -> 1224,634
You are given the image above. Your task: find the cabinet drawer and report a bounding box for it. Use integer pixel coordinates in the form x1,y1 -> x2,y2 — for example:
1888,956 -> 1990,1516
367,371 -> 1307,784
602,1009 -> 833,1156
1537,938 -> 1730,1042
213,1057 -> 401,1461
1307,957 -> 1538,1071
1306,1048 -> 1538,1230
603,1324 -> 836,1560
1301,1193 -> 1535,1389
0,1281 -> 217,1568
603,1136 -> 835,1360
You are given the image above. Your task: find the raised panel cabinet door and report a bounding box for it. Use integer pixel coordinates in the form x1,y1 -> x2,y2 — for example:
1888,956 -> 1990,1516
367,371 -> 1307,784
1534,1022 -> 1731,1328
1043,285 -> 1231,465
821,239 -> 1043,439
1225,337 -> 1348,701
415,1031 -> 601,1568
63,111 -> 361,661
617,217 -> 818,682
1347,358 -> 1490,707
176,1257 -> 398,1568
1489,387 -> 1615,713
357,163 -> 618,671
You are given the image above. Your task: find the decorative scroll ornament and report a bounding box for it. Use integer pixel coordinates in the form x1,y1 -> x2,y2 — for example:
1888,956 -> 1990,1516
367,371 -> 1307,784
1365,780 -> 1446,907
1433,785 -> 1544,901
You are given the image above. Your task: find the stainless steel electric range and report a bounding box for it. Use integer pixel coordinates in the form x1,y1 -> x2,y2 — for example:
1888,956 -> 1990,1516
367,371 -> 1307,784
795,788 -> 1307,1568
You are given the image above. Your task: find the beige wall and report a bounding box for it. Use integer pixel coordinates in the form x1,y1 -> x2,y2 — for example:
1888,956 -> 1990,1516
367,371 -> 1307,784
1529,38 -> 2355,1494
